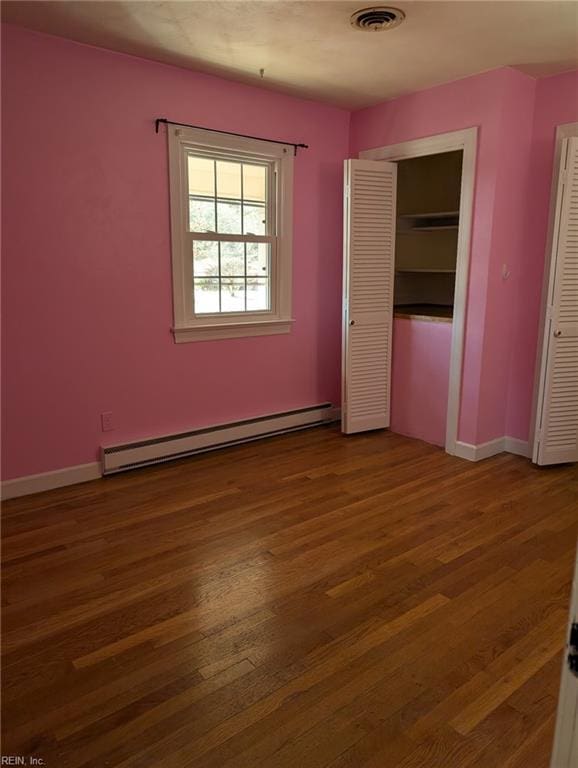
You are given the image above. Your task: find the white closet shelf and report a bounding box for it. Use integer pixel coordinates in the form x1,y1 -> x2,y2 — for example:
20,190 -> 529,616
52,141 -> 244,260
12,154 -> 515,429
396,268 -> 456,273
398,225 -> 459,232
398,210 -> 459,218
394,304 -> 453,323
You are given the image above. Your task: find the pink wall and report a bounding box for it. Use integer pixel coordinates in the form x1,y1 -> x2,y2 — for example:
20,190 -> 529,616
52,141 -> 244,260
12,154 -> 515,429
1,24 -> 350,480
390,318 -> 451,447
2,22 -> 577,481
475,71 -> 536,443
506,70 -> 578,440
351,68 -> 540,446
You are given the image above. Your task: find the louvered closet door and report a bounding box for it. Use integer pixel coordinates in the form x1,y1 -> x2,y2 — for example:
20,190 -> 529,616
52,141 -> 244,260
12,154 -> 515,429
342,159 -> 397,434
534,137 -> 578,465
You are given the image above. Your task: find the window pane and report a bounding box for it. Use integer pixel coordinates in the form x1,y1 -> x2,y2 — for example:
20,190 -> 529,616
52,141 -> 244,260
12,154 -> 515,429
246,243 -> 269,275
221,279 -> 245,312
243,164 -> 266,202
216,161 -> 241,200
188,156 -> 214,197
194,278 -> 219,314
243,204 -> 266,235
221,242 -> 244,276
190,198 -> 215,233
193,241 -> 219,277
217,201 -> 242,234
247,278 -> 269,311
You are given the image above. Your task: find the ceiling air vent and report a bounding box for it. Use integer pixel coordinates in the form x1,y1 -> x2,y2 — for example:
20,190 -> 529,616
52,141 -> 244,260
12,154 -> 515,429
350,6 -> 405,31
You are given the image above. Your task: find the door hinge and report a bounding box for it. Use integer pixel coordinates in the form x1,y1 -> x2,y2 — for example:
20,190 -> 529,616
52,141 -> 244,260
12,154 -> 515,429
567,622 -> 578,678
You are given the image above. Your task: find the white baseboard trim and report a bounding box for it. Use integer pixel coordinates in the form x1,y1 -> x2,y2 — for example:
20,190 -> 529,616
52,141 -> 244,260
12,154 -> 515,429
453,436 -> 531,462
1,462 -> 101,501
504,437 -> 532,458
2,403 -> 340,499
2,421 -> 530,496
454,438 -> 505,461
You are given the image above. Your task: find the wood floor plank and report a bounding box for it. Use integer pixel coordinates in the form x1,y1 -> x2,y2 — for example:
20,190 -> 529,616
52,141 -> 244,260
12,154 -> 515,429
2,427 -> 576,767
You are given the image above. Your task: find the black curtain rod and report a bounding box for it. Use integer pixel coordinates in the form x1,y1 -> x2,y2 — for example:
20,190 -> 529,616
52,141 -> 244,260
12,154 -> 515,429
155,118 -> 308,156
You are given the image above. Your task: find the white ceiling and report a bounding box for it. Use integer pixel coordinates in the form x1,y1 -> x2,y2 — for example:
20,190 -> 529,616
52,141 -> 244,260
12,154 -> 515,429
3,0 -> 578,109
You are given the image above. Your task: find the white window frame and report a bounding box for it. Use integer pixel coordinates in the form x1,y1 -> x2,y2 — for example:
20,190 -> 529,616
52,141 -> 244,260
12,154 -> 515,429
168,125 -> 294,342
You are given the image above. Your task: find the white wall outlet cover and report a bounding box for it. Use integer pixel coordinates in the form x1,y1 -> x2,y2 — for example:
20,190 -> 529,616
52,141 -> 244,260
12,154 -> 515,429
101,412 -> 114,432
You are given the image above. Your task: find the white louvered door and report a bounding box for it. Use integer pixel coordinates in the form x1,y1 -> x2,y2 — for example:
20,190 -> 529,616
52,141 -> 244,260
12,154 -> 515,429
533,137 -> 578,465
342,159 -> 397,434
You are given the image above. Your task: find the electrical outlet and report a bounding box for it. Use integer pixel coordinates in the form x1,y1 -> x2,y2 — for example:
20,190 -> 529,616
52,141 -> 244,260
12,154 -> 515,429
101,411 -> 114,432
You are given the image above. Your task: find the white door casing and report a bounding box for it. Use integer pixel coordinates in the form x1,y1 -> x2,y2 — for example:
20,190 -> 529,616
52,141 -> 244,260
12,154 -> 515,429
358,128 -> 477,455
342,159 -> 397,434
533,136 -> 578,465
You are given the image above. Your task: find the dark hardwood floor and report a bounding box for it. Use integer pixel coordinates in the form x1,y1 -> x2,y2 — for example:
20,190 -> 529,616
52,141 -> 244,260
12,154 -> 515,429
2,426 -> 577,767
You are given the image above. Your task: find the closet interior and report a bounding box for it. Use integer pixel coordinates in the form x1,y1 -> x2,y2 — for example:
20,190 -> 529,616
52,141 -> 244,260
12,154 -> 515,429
389,149 -> 463,448
394,150 -> 463,321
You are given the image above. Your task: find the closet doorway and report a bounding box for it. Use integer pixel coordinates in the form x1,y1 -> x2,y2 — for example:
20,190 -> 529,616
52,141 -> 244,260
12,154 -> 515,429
342,128 -> 477,454
392,150 -> 462,447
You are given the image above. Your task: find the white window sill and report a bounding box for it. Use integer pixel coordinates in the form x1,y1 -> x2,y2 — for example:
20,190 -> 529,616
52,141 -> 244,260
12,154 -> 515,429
172,318 -> 294,343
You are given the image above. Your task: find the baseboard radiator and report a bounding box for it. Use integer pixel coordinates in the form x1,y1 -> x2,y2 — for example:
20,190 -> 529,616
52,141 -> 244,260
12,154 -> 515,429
101,403 -> 339,475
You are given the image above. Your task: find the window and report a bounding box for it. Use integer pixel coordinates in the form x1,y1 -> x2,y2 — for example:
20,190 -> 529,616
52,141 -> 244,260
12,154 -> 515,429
168,126 -> 294,342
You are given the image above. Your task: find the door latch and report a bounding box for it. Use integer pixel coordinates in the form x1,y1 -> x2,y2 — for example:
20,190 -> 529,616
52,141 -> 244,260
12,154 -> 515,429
567,622 -> 578,677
